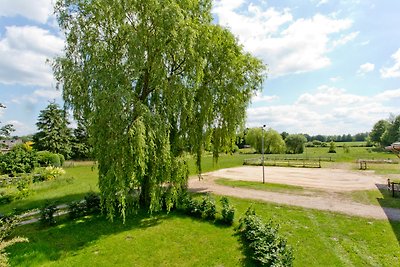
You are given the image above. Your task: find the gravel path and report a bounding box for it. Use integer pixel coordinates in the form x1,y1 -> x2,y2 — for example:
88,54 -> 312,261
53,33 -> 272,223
189,166 -> 400,221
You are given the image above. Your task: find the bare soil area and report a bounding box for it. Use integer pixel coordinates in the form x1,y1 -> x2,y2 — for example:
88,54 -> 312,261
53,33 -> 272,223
203,166 -> 387,191
188,166 -> 400,221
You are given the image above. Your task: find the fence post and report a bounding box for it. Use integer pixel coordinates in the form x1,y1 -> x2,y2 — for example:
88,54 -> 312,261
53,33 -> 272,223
393,183 -> 395,198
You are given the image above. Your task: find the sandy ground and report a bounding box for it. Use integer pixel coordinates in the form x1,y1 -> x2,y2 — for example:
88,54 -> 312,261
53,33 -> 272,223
203,166 -> 388,191
188,166 -> 400,221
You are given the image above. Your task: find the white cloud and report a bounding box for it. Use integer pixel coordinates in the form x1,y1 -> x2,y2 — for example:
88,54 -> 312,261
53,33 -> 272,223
0,26 -> 64,86
330,76 -> 342,82
213,2 -> 354,77
0,0 -> 54,24
357,62 -> 375,75
359,40 -> 370,46
246,86 -> 399,135
380,48 -> 400,78
333,31 -> 359,47
251,91 -> 279,103
316,0 -> 329,7
5,120 -> 35,136
11,88 -> 61,105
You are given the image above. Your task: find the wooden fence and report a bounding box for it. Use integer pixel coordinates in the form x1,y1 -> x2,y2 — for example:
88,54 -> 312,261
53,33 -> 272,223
243,157 -> 326,168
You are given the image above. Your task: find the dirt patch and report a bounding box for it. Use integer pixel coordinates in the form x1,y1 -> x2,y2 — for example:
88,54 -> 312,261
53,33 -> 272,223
203,166 -> 387,192
188,166 -> 400,221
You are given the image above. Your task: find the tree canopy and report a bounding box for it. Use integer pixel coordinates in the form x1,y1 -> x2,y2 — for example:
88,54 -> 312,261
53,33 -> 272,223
370,120 -> 389,146
33,102 -> 72,157
285,134 -> 307,154
53,0 -> 265,220
0,103 -> 15,139
264,129 -> 286,154
245,128 -> 285,154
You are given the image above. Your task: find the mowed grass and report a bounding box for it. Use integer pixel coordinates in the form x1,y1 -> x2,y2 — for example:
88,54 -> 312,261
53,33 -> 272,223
7,196 -> 400,266
347,189 -> 400,209
187,153 -> 258,174
215,178 -> 306,193
0,165 -> 99,215
303,146 -> 398,162
2,154 -> 400,266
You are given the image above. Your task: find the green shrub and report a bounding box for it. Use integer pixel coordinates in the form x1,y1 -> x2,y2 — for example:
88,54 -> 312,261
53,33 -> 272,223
68,201 -> 86,219
57,154 -> 65,166
0,194 -> 13,205
15,175 -> 32,199
0,215 -> 18,240
32,166 -> 66,182
178,194 -> 202,217
199,194 -> 216,220
84,192 -> 101,214
37,151 -> 61,167
328,141 -> 336,153
237,207 -> 294,266
0,145 -> 38,175
220,197 -> 235,225
40,201 -> 58,226
0,215 -> 28,267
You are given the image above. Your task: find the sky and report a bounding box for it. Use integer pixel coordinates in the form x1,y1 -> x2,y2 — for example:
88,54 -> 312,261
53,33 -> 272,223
0,0 -> 399,136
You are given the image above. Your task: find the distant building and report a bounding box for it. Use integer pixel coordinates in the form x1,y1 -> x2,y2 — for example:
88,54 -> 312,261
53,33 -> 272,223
0,139 -> 23,153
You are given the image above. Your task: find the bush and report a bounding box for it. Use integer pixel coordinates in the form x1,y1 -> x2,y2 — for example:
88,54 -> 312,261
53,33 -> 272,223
32,166 -> 65,182
57,154 -> 65,166
0,215 -> 28,267
199,194 -> 216,220
15,175 -> 32,199
220,197 -> 235,225
237,207 -> 294,266
40,201 -> 58,226
0,194 -> 13,205
328,141 -> 336,153
37,151 -> 61,167
84,192 -> 101,214
177,193 -> 202,217
0,215 -> 18,240
68,201 -> 86,219
0,145 -> 38,175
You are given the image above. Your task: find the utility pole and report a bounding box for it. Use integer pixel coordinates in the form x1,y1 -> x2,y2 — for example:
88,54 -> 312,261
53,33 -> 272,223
262,125 -> 266,184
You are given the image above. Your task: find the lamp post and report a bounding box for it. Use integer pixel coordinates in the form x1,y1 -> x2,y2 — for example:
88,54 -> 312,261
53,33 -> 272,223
261,125 -> 266,184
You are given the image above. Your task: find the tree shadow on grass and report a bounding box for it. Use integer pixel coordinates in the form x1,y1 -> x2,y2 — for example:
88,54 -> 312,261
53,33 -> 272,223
375,183 -> 400,245
0,193 -> 89,216
8,209 -> 167,266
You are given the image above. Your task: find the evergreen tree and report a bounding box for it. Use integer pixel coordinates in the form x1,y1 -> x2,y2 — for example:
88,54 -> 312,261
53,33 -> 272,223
33,102 -> 72,157
71,122 -> 92,159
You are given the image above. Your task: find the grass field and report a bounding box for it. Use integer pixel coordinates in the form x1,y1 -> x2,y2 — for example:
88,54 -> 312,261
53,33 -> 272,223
0,165 -> 98,215
215,178 -> 306,194
7,196 -> 400,266
2,152 -> 400,266
240,145 -> 399,163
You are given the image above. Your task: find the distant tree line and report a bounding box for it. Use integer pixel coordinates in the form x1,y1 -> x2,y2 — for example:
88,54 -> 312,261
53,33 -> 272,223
236,128 -> 370,155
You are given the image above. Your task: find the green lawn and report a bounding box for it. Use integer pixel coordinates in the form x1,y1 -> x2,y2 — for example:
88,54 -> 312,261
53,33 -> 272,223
215,178 -> 306,194
347,189 -> 400,209
7,196 -> 400,266
0,165 -> 98,215
2,156 -> 400,266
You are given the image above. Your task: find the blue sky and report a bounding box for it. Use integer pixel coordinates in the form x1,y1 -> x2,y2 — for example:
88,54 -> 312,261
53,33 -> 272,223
0,0 -> 399,136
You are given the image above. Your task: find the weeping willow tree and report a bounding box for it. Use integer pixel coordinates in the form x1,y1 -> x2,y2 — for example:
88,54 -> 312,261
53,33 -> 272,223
53,0 -> 265,220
